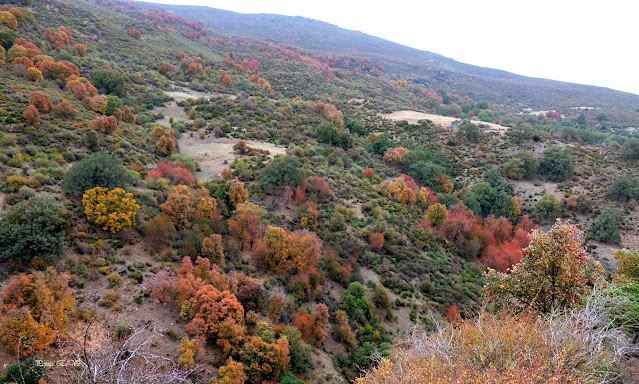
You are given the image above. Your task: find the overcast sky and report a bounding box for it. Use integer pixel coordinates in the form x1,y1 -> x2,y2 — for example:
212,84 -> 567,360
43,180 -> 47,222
136,0 -> 638,96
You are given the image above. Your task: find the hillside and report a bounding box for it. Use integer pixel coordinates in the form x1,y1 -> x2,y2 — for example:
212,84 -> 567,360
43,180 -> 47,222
0,0 -> 637,383
138,2 -> 639,127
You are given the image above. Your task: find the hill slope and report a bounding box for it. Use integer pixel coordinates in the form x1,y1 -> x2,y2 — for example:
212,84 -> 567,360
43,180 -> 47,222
138,2 -> 639,126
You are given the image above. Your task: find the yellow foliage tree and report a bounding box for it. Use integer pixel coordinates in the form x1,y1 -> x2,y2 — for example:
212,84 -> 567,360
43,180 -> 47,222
425,203 -> 448,227
83,187 -> 140,233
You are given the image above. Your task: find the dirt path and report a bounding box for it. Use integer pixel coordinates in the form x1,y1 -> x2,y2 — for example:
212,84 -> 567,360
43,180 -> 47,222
178,134 -> 286,181
380,110 -> 509,135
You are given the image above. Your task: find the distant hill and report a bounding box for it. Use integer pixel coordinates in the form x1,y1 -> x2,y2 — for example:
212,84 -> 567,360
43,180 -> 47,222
138,2 -> 639,126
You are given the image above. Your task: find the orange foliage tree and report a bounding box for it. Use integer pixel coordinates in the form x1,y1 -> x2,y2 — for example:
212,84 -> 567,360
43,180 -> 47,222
184,285 -> 246,355
82,187 -> 140,233
151,126 -> 177,156
90,115 -> 118,133
236,336 -> 289,384
128,28 -> 142,39
44,26 -> 73,49
254,226 -> 321,274
228,202 -> 265,250
229,182 -> 249,208
22,105 -> 39,127
219,70 -> 233,87
157,60 -> 175,75
54,99 -> 78,118
73,43 -> 87,57
310,304 -> 329,346
0,268 -> 76,356
160,185 -> 193,229
29,91 -> 53,112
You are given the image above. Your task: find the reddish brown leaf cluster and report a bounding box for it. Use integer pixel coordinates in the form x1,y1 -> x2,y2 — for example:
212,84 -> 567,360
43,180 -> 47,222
90,115 -> 118,133
29,92 -> 53,112
305,100 -> 344,127
44,26 -> 73,49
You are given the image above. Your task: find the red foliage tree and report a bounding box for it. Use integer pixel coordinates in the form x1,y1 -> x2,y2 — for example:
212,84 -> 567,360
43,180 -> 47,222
362,168 -> 375,179
249,59 -> 259,74
369,232 -> 385,250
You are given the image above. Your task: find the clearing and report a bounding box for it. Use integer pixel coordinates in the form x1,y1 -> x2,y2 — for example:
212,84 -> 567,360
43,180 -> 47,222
178,133 -> 286,181
380,110 -> 509,134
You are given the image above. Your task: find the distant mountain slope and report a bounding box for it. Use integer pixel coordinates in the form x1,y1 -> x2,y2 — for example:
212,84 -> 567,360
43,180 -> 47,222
137,2 -> 639,125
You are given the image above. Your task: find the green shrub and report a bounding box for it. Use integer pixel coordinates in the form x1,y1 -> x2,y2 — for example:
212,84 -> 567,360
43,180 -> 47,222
532,194 -> 562,223
0,359 -> 43,384
0,196 -> 68,262
61,152 -> 130,195
540,145 -> 574,181
591,206 -> 624,244
259,156 -> 304,189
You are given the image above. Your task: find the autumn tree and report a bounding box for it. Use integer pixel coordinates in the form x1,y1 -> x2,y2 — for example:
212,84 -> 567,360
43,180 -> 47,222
184,285 -> 245,355
83,187 -> 140,233
178,337 -> 196,369
202,234 -> 224,269
211,358 -> 247,384
29,91 -> 52,112
73,43 -> 86,57
310,304 -> 329,346
298,200 -> 319,231
228,202 -> 265,250
128,28 -> 142,39
232,140 -> 249,154
219,70 -> 233,87
22,105 -> 39,127
268,292 -> 287,323
229,182 -> 249,208
90,115 -> 118,133
144,214 -> 176,253
426,203 -> 448,227
25,66 -> 42,82
157,60 -> 175,75
369,232 -> 384,250
44,26 -> 72,48
151,126 -> 177,156
0,268 -> 76,356
484,220 -> 606,313
0,10 -> 18,30
362,168 -> 375,180
113,105 -> 136,124
53,99 -> 78,118
254,227 -> 321,274
88,95 -> 108,114
160,185 -> 193,229
237,335 -> 289,384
